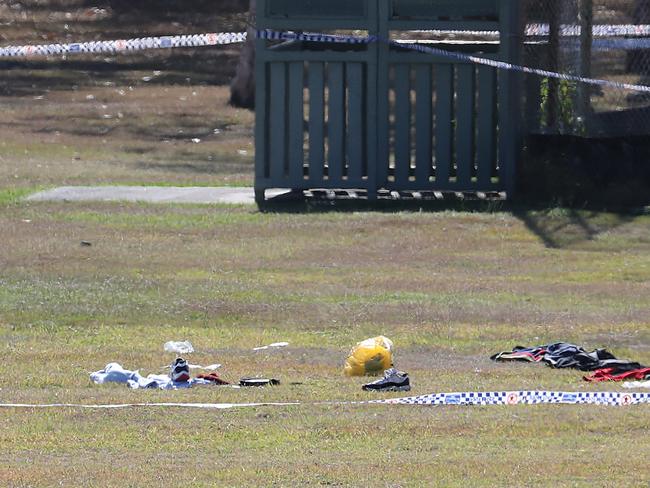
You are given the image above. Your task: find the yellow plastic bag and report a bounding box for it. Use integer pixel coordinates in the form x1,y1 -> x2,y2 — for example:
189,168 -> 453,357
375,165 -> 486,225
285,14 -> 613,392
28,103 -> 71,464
344,336 -> 394,376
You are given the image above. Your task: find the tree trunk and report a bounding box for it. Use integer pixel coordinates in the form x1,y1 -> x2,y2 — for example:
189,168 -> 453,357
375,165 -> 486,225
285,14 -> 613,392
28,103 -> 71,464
230,0 -> 256,109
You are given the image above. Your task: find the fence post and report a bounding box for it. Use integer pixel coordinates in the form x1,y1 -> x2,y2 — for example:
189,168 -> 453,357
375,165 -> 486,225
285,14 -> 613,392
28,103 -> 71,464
375,0 -> 390,191
499,0 -> 523,197
366,0 -> 380,200
254,0 -> 267,204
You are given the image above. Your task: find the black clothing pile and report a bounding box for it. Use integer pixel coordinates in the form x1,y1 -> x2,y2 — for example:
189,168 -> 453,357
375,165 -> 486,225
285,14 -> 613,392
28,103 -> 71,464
491,342 -> 646,380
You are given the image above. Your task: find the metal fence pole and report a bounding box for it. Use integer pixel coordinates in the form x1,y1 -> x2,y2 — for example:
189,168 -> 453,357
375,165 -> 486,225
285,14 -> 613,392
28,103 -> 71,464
546,0 -> 561,131
578,0 -> 593,126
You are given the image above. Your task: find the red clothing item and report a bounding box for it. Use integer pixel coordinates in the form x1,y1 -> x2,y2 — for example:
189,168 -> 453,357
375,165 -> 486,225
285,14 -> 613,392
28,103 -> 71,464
197,372 -> 230,385
584,367 -> 650,382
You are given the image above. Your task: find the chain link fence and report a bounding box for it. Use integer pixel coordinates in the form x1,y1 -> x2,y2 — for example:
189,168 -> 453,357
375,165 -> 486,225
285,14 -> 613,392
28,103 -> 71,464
523,0 -> 650,137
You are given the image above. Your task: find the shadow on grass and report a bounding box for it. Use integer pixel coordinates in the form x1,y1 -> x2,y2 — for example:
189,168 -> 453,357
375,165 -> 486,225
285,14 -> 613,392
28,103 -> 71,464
0,50 -> 239,98
511,208 -> 638,249
260,195 -> 647,250
260,195 -> 507,214
257,133 -> 650,248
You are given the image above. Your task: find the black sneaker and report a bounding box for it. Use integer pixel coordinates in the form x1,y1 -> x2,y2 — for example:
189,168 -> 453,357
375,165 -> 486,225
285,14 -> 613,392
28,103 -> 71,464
170,357 -> 191,382
362,368 -> 411,392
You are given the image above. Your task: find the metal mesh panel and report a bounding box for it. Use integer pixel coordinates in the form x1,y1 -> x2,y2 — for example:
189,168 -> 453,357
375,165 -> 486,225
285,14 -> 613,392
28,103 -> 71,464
523,0 -> 650,136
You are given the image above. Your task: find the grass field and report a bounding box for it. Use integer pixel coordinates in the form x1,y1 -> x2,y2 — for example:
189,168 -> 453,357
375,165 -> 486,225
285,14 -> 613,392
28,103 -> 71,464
2,2 -> 650,486
1,195 -> 650,486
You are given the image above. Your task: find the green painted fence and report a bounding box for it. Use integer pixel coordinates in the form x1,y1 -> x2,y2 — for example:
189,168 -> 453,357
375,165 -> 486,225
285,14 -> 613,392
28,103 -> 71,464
255,0 -> 522,202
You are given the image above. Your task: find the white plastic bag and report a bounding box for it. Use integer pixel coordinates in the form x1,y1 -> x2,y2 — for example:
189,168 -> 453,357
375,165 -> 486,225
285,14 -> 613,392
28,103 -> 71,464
164,341 -> 194,354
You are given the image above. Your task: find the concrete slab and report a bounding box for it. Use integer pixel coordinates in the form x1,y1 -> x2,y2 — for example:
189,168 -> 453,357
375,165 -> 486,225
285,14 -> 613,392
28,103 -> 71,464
26,186 -> 288,205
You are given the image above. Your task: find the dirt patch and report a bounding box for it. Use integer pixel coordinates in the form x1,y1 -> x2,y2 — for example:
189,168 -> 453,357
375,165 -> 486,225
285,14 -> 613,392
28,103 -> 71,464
0,1 -> 253,189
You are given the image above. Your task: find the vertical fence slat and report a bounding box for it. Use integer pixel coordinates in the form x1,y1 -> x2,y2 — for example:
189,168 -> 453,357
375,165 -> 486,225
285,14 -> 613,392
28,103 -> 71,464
456,64 -> 475,187
499,0 -> 522,196
288,62 -> 304,185
415,65 -> 432,185
308,62 -> 325,183
434,64 -> 453,185
375,0 -> 390,190
395,64 -> 411,185
254,50 -> 269,182
256,1 -> 518,198
477,66 -> 497,187
365,1 -> 381,197
347,63 -> 364,182
269,62 -> 287,181
327,62 -> 345,183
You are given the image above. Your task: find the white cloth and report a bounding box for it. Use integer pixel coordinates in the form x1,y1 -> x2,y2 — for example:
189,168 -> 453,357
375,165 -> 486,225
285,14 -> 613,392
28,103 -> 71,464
159,363 -> 221,371
190,363 -> 221,371
90,362 -> 141,384
127,374 -> 212,390
253,342 -> 289,351
163,341 -> 194,354
623,380 -> 650,389
90,363 -> 213,390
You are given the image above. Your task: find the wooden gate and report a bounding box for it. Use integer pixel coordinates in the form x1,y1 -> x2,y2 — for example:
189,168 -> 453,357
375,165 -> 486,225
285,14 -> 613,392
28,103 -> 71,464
255,0 -> 521,203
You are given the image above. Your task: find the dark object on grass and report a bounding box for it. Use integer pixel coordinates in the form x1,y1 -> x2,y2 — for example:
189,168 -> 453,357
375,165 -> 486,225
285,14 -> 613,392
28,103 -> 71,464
362,368 -> 411,392
239,377 -> 280,387
491,342 -> 644,372
80,241 -> 92,246
170,357 -> 191,383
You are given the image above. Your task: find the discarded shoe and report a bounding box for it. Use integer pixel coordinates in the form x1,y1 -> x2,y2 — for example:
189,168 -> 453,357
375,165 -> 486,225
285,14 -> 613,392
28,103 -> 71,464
362,368 -> 411,392
239,377 -> 280,387
170,357 -> 191,382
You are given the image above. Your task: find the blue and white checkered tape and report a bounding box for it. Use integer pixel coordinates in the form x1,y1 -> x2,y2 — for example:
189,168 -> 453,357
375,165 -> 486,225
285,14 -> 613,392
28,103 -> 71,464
526,23 -> 650,37
420,23 -> 650,37
1,390 -> 648,410
0,32 -> 247,58
2,23 -> 650,57
256,29 -> 650,93
2,27 -> 650,93
371,390 -> 649,406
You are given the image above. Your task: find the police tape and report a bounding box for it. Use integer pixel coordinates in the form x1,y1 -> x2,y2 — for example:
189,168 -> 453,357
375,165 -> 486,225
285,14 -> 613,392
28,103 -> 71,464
1,390 -> 649,410
419,23 -> 650,37
2,27 -> 650,94
419,30 -> 650,50
399,38 -> 650,93
0,31 -> 247,58
2,23 -> 650,59
370,389 -> 649,406
527,23 -> 650,37
258,29 -> 650,93
0,401 -> 299,410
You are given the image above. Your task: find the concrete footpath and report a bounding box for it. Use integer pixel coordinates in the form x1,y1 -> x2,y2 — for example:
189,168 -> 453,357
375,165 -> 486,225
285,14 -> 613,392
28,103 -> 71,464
26,186 -> 287,205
